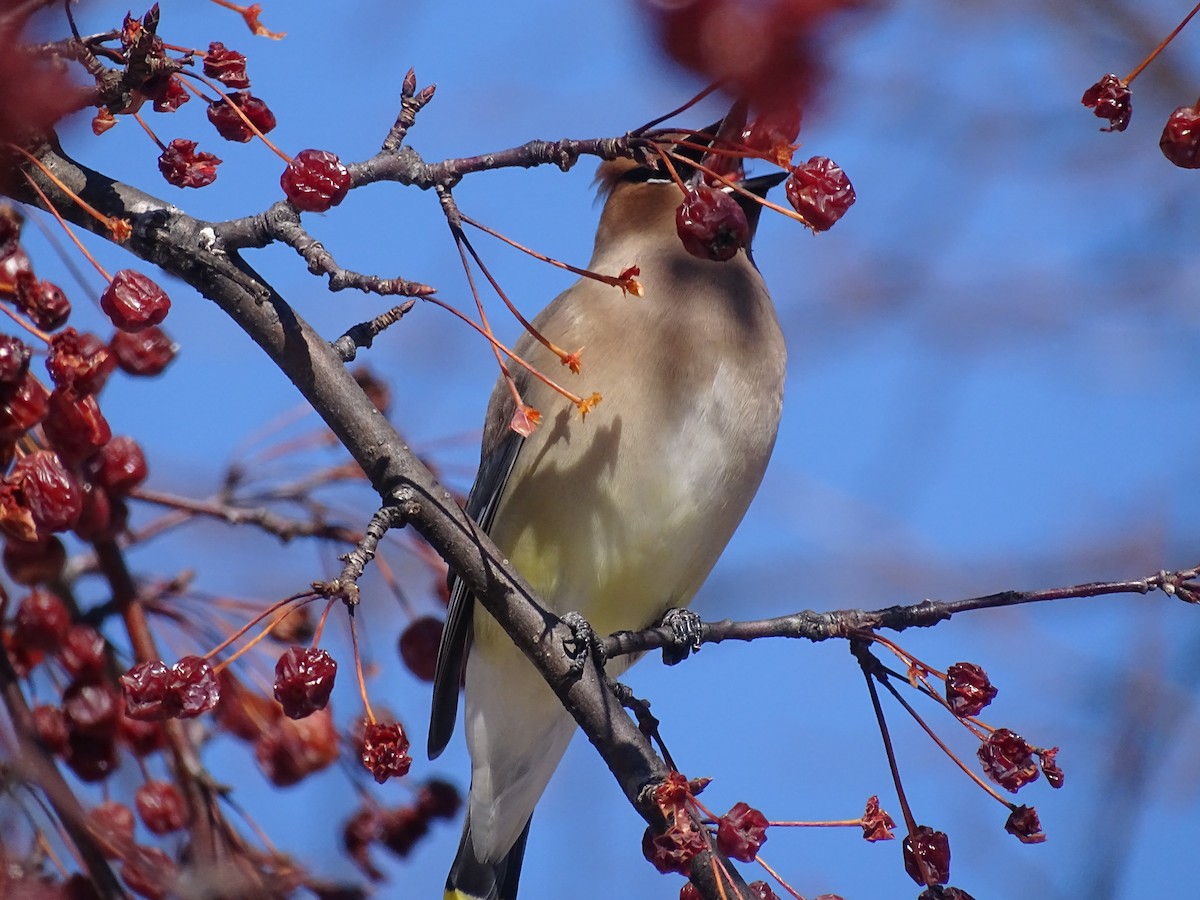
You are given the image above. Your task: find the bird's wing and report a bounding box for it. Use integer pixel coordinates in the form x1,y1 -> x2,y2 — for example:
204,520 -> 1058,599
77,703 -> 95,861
428,421 -> 525,759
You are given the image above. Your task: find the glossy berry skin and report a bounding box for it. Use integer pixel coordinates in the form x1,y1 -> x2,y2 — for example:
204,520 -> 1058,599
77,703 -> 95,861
120,655 -> 220,720
1081,73 -> 1132,133
360,721 -> 412,784
786,156 -> 856,232
203,42 -> 250,88
43,388 -> 111,462
0,335 -> 31,396
88,436 -> 148,496
977,728 -> 1039,793
158,139 -> 221,188
675,185 -> 749,261
9,450 -> 83,535
100,270 -> 170,332
273,646 -> 337,719
945,662 -> 998,717
135,780 -> 188,834
715,801 -> 769,862
13,587 -> 71,650
207,91 -> 276,142
903,825 -> 951,885
398,616 -> 443,682
110,326 -> 176,376
281,150 -> 352,213
1160,106 -> 1200,169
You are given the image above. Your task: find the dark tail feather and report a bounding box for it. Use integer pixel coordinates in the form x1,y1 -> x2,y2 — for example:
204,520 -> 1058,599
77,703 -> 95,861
445,815 -> 532,900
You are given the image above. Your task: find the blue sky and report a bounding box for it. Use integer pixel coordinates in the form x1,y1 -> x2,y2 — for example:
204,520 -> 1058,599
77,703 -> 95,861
17,1 -> 1200,897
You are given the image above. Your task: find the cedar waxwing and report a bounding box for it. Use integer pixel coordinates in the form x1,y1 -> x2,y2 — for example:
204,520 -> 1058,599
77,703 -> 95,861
429,135 -> 788,900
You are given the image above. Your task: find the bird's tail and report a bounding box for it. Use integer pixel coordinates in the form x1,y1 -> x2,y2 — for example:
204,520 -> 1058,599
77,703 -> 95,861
444,814 -> 532,900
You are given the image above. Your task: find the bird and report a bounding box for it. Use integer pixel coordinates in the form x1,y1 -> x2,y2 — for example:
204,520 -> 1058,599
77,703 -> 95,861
429,131 -> 788,900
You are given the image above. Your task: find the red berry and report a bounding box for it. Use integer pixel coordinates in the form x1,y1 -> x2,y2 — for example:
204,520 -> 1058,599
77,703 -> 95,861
134,780 -> 188,834
62,680 -> 121,738
343,805 -> 384,880
416,778 -> 462,820
748,883 -> 781,900
675,184 -> 749,261
0,334 -> 31,396
215,670 -> 279,740
785,156 -> 855,232
641,822 -> 705,875
31,703 -> 69,753
902,825 -> 951,886
380,805 -> 430,858
742,104 -> 803,165
0,371 -> 49,440
89,800 -> 135,858
360,720 -> 412,784
88,436 -> 148,495
43,387 -> 111,462
206,91 -> 276,142
46,328 -> 114,394
13,271 -> 70,330
1039,747 -> 1064,788
158,138 -> 221,189
58,623 -> 107,682
273,645 -> 337,719
1005,805 -> 1044,844
1081,73 -> 1132,133
100,270 -> 170,332
74,483 -> 128,542
119,710 -> 166,756
149,75 -> 189,113
110,326 -> 176,376
1160,105 -> 1200,169
681,884 -> 703,900
253,707 -> 338,786
13,587 -> 71,650
281,149 -> 352,213
945,662 -> 997,717
715,801 -> 769,862
64,731 -> 119,782
861,795 -> 896,842
8,450 -> 82,535
398,615 -> 443,682
119,844 -> 177,900
203,42 -> 250,88
978,728 -> 1039,793
120,655 -> 220,720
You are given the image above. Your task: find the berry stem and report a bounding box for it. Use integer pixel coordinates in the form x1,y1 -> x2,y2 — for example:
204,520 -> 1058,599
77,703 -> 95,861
631,80 -> 726,135
1125,1 -> 1200,84
13,148 -> 127,247
752,855 -> 805,900
854,642 -> 919,835
180,73 -> 291,162
204,590 -> 317,661
0,301 -> 50,343
666,149 -> 809,226
132,111 -> 168,152
348,606 -> 376,725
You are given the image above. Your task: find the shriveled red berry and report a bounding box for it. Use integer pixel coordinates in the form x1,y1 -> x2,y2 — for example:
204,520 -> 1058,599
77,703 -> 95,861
100,270 -> 170,332
1005,804 -> 1044,844
13,272 -> 70,330
641,822 -> 706,875
203,42 -> 250,88
64,732 -> 119,781
360,720 -> 412,784
119,711 -> 165,756
786,156 -> 855,232
398,615 -> 442,682
978,728 -> 1039,793
675,184 -> 749,261
1038,747 -> 1064,788
748,882 -> 781,900
0,334 -> 31,396
8,450 -> 82,534
120,844 -> 177,900
0,482 -> 36,542
716,801 -> 769,862
62,680 -> 121,738
134,780 -> 187,834
273,645 -> 337,719
206,91 -> 276,142
902,825 -> 950,885
343,805 -> 384,880
1081,73 -> 1131,133
59,623 -> 107,682
110,326 -> 176,376
4,536 -> 66,586
89,800 -> 135,858
742,103 -> 803,166
158,139 -> 221,189
861,795 -> 896,842
13,587 -> 71,650
149,75 -> 189,113
0,372 -> 49,440
88,436 -> 148,496
46,328 -> 114,394
416,778 -> 462,820
945,662 -> 997,717
681,884 -> 702,900
380,805 -> 430,858
281,149 -> 352,213
31,703 -> 69,753
1161,105 -> 1200,169
74,483 -> 128,542
120,655 -> 219,720
215,670 -> 279,740
43,387 -> 111,462
253,707 -> 338,786
2,624 -> 42,674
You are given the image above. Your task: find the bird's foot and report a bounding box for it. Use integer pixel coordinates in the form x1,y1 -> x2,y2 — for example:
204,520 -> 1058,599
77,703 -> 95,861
659,607 -> 703,665
561,611 -> 606,677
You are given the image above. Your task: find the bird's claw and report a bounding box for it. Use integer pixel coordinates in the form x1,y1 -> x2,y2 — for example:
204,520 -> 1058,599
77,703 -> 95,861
659,607 -> 703,665
562,611 -> 606,677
